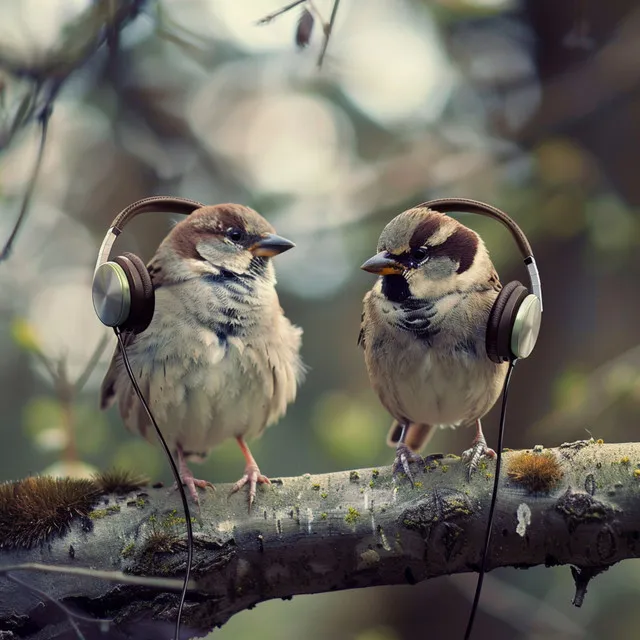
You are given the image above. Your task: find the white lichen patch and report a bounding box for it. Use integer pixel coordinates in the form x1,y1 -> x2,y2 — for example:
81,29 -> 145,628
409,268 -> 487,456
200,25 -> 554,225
215,520 -> 236,534
379,527 -> 391,551
516,503 -> 532,537
357,549 -> 380,570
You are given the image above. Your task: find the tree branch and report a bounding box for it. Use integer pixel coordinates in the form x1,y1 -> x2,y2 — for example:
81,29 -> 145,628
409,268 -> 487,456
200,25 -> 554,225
2,441 -> 640,639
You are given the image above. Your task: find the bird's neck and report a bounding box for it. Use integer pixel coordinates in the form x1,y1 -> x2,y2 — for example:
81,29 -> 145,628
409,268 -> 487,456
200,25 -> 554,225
381,274 -> 412,303
175,267 -> 279,337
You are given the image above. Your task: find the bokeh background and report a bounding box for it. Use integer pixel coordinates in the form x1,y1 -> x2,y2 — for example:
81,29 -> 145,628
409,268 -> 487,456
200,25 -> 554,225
2,0 -> 640,638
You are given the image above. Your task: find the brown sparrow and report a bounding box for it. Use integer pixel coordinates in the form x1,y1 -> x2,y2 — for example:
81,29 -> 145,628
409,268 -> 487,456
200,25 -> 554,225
100,204 -> 304,509
358,206 -> 508,481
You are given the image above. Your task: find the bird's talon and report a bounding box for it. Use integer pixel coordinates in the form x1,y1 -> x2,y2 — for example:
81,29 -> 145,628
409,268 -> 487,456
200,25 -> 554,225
462,440 -> 496,480
229,464 -> 270,512
170,470 -> 215,514
392,444 -> 423,487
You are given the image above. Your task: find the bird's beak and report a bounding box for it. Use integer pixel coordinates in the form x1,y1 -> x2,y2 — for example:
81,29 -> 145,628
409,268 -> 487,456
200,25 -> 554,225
360,251 -> 403,275
249,233 -> 296,257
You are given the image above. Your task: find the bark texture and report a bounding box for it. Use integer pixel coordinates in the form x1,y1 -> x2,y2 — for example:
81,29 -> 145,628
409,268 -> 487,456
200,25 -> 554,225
2,441 -> 640,639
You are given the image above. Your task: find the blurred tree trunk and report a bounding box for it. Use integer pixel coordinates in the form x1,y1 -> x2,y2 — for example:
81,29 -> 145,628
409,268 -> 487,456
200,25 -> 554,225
521,0 -> 640,205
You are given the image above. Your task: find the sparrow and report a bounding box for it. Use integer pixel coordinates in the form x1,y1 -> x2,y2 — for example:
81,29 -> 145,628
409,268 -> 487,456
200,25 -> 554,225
100,204 -> 305,509
358,205 -> 508,482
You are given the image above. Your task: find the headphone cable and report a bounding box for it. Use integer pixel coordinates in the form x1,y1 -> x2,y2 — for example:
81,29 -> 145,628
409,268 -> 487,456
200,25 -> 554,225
464,358 -> 517,640
115,327 -> 193,640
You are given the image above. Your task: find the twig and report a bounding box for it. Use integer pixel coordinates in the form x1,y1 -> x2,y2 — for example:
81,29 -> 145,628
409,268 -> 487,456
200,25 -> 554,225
31,348 -> 60,383
8,573 -> 107,639
74,333 -> 111,393
0,104 -> 50,263
1,562 -> 192,591
570,565 -> 611,607
257,0 -> 307,25
317,0 -> 341,68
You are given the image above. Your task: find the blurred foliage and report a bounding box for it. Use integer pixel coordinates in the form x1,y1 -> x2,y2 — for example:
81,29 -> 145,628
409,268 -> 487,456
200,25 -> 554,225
1,0 -> 640,639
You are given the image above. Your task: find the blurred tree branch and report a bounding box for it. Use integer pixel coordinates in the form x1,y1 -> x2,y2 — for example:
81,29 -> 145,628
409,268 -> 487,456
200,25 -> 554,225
0,0 -> 145,84
0,106 -> 50,262
2,441 -> 640,639
0,0 -> 146,262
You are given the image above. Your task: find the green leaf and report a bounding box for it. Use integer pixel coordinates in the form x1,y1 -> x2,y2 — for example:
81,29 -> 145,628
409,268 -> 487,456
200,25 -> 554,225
11,318 -> 42,353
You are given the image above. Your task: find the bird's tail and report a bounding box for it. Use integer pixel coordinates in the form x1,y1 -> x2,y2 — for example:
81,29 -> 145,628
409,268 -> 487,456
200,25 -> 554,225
387,421 -> 435,453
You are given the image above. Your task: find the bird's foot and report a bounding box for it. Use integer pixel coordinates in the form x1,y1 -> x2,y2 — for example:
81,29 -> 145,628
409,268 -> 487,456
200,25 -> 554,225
229,463 -> 271,511
462,434 -> 496,480
392,443 -> 424,487
171,469 -> 215,511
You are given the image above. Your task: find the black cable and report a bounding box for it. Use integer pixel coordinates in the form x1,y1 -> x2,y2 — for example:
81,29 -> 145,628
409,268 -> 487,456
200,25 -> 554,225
464,358 -> 517,640
115,327 -> 193,640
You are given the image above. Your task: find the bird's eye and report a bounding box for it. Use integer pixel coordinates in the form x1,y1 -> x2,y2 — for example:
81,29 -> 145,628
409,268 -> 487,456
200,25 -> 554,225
410,247 -> 428,262
226,227 -> 244,243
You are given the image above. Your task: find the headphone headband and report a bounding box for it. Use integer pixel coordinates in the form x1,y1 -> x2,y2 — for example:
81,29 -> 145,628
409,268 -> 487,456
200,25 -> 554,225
417,197 -> 543,311
94,196 -> 204,271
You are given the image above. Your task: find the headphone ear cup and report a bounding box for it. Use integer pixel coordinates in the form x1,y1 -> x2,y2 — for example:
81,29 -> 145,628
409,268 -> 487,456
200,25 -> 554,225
486,281 -> 529,363
112,253 -> 155,333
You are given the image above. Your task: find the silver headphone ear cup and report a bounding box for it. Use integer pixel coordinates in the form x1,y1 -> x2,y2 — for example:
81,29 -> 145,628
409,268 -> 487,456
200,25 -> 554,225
510,294 -> 541,359
92,261 -> 131,327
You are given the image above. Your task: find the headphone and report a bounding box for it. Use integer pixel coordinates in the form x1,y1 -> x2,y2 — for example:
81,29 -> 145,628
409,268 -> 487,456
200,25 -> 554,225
417,197 -> 543,364
91,196 -> 206,640
91,195 -> 204,334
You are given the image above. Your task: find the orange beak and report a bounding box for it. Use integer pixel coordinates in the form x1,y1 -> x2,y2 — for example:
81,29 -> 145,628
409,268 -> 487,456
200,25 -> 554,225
360,251 -> 403,275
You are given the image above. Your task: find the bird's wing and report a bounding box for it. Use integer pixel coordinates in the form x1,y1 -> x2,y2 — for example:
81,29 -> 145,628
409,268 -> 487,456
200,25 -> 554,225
100,250 -> 167,411
357,311 -> 366,349
99,331 -> 135,410
358,292 -> 371,349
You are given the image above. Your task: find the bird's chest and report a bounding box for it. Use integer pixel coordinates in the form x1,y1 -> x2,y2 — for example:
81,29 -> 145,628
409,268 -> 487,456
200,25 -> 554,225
369,324 -> 494,426
132,311 -> 277,442
175,320 -> 274,401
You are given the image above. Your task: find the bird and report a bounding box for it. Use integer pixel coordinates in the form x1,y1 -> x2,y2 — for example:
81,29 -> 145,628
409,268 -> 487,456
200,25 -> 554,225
358,205 -> 508,482
99,204 -> 305,509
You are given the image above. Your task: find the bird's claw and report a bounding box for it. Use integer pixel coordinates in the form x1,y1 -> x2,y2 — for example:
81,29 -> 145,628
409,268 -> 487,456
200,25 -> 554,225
462,436 -> 496,480
229,463 -> 271,512
392,443 -> 424,487
170,476 -> 214,519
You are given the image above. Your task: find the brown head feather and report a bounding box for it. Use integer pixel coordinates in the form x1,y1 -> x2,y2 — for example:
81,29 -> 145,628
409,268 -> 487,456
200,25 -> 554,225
428,226 -> 479,274
377,209 -> 448,255
376,207 -> 479,274
168,204 -> 275,261
408,213 -> 446,249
